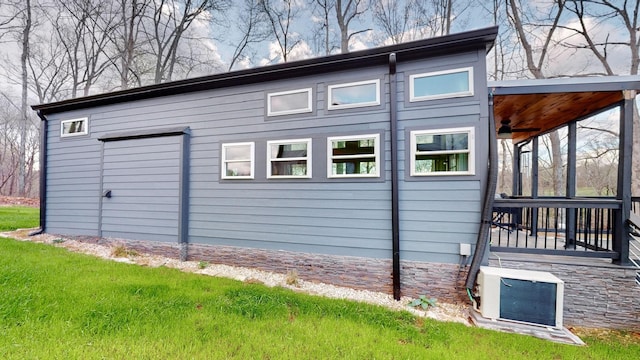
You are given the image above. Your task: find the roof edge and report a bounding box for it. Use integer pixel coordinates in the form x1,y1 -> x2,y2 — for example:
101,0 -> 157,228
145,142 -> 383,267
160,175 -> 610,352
489,75 -> 640,95
33,26 -> 498,116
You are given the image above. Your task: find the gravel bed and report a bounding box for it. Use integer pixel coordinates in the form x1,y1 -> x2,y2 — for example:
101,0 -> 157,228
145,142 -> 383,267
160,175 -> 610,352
2,229 -> 471,325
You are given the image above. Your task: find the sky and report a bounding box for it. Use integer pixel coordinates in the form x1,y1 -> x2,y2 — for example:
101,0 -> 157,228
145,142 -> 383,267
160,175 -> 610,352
0,0 -> 636,104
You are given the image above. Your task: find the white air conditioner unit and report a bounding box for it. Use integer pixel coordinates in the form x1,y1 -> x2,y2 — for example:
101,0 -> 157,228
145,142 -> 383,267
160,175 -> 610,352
477,266 -> 564,329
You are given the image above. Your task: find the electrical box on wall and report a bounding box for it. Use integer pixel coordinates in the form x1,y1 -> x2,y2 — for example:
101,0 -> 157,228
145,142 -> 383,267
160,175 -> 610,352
477,266 -> 564,329
459,243 -> 471,256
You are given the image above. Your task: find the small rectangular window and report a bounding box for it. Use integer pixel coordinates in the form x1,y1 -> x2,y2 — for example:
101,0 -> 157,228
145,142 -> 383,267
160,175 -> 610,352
267,88 -> 313,116
222,142 -> 254,179
409,67 -> 473,102
267,139 -> 312,178
60,117 -> 88,137
328,79 -> 380,110
410,127 -> 474,176
328,134 -> 380,178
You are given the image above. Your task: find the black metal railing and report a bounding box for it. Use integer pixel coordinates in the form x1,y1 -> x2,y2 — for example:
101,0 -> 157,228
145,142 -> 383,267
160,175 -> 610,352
491,198 -> 621,259
633,197 -> 640,216
628,203 -> 640,285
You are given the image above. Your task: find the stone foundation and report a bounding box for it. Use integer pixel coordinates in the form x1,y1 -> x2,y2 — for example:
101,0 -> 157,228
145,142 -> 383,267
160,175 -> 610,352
489,255 -> 640,330
66,236 -> 470,304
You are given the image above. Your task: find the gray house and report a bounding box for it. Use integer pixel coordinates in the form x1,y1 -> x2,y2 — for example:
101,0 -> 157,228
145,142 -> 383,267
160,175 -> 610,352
31,26 -> 640,330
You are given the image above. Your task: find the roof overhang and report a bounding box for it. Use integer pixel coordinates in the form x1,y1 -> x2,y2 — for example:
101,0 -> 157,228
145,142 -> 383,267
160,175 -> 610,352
33,26 -> 498,116
489,76 -> 640,144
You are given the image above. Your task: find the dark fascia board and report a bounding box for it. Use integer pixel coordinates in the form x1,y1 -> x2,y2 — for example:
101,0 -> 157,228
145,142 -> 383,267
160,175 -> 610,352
32,26 -> 498,116
489,75 -> 640,95
98,126 -> 191,142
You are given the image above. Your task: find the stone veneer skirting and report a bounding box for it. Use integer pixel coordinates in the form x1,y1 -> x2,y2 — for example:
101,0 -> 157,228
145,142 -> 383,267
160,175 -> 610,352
489,255 -> 640,330
64,236 -> 471,304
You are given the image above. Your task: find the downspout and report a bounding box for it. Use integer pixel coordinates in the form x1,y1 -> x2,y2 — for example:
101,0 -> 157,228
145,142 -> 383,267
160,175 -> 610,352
464,92 -> 498,294
389,53 -> 401,300
29,110 -> 48,236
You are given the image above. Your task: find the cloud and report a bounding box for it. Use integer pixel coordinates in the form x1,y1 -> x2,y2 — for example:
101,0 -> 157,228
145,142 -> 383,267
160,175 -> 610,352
261,38 -> 314,64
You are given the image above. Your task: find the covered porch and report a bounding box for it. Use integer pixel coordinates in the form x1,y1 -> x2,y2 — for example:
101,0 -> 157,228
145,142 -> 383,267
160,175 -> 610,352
487,76 -> 640,274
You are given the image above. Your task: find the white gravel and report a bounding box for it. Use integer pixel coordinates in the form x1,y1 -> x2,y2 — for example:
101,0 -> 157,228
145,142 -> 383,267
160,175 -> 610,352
2,229 -> 470,325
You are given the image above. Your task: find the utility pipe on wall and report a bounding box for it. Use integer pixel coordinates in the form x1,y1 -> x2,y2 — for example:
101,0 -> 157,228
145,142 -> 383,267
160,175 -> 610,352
388,53 -> 401,300
30,111 -> 48,236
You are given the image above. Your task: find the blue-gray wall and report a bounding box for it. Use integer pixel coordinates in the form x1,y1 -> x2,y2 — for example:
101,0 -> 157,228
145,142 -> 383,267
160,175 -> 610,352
44,48 -> 488,264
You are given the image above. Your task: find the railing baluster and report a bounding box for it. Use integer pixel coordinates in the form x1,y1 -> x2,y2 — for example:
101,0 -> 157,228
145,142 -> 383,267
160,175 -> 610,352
544,207 -> 550,248
490,198 -> 622,259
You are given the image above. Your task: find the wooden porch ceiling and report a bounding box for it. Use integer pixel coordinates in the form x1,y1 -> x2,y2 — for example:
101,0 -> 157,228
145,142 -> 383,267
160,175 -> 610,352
493,90 -> 624,144
490,76 -> 640,144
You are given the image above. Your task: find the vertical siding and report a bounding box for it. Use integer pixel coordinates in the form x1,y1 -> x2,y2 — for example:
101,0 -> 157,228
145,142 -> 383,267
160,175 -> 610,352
44,48 -> 488,264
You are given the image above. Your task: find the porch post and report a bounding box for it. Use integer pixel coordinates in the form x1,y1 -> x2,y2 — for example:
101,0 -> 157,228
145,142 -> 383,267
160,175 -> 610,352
512,144 -> 521,196
614,92 -> 634,265
566,121 -> 577,249
531,137 -> 539,236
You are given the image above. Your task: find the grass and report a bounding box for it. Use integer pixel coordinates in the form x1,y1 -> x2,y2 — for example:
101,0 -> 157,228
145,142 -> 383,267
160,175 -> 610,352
0,206 -> 39,231
1,206 -> 639,359
1,242 -> 639,358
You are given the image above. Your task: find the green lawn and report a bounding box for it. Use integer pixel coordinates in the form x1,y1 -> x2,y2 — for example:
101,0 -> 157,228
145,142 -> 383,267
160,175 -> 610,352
1,240 -> 639,359
0,206 -> 39,231
0,207 -> 638,359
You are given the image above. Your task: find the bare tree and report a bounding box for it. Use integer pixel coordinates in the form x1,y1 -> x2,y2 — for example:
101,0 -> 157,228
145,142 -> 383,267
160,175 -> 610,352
17,0 -> 32,197
28,34 -> 71,103
507,0 -> 567,196
146,0 -> 228,84
563,0 -> 640,195
50,0 -> 119,97
309,0 -> 336,55
258,0 -> 300,62
577,121 -> 619,195
372,0 -> 417,44
335,0 -> 369,53
109,0 -> 150,89
227,0 -> 269,70
372,0 -> 465,45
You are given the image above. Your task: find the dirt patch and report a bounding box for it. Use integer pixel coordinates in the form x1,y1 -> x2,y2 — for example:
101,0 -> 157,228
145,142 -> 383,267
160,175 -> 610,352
570,326 -> 640,345
0,196 -> 39,207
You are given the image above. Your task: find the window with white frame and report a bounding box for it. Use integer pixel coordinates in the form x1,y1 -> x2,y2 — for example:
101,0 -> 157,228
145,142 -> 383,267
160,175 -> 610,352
221,142 -> 254,179
409,67 -> 473,102
410,127 -> 474,176
328,79 -> 380,110
267,139 -> 312,178
328,134 -> 380,178
60,117 -> 89,137
267,88 -> 313,116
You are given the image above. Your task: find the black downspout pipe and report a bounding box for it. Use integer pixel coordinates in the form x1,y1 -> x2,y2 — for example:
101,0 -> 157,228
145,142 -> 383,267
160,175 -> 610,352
30,110 -> 47,236
389,53 -> 401,300
465,92 -> 498,291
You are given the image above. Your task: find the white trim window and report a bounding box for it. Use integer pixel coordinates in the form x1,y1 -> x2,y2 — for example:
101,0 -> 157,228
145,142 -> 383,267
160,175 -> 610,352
267,88 -> 313,116
267,139 -> 312,178
221,142 -> 254,179
327,134 -> 380,178
60,117 -> 89,137
328,79 -> 380,110
410,127 -> 475,176
409,67 -> 474,102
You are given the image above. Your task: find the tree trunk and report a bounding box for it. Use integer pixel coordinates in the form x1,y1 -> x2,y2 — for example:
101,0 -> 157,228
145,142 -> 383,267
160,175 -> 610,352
19,0 -> 32,197
550,131 -> 563,196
